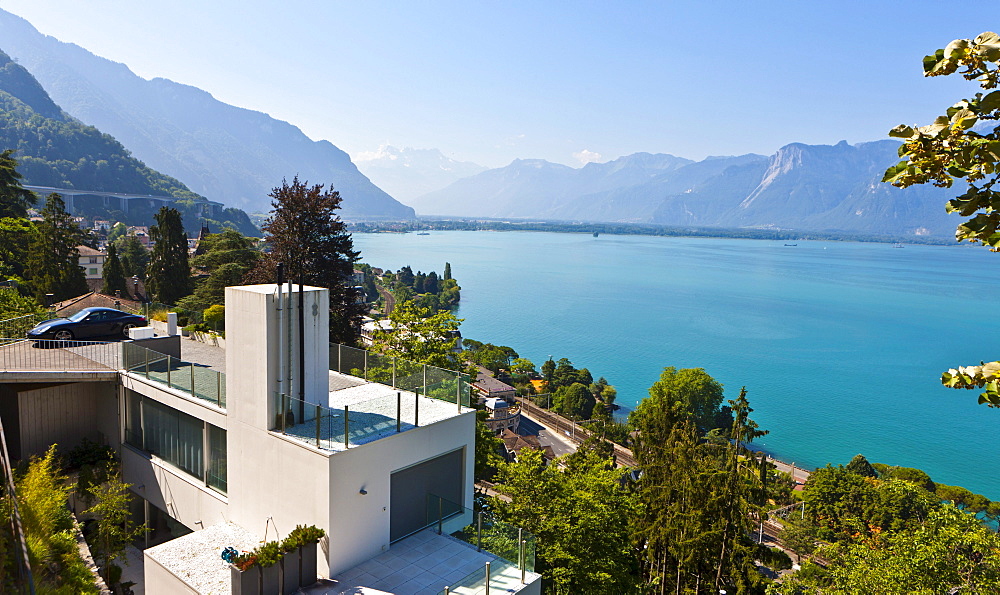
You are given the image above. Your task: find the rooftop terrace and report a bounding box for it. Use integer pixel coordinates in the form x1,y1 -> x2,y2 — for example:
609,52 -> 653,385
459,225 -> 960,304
0,333 -> 475,452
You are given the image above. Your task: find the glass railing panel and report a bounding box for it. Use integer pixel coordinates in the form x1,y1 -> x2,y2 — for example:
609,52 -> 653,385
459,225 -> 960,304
424,494 -> 536,575
436,559 -> 520,595
123,343 -> 225,408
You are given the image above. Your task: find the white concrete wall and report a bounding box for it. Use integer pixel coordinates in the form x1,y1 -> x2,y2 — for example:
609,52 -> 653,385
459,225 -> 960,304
225,284 -> 335,574
326,411 -> 476,574
143,552 -> 199,595
17,381 -> 119,457
121,446 -> 229,533
224,284 -> 329,431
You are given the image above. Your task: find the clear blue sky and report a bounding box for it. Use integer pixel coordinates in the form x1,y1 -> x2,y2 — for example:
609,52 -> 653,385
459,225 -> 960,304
0,1 -> 992,168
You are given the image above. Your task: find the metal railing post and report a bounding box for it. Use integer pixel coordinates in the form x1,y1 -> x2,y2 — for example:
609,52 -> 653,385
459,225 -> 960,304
444,588 -> 449,595
281,394 -> 287,433
414,392 -> 419,427
518,528 -> 523,569
437,497 -> 443,535
457,373 -> 462,412
423,364 -> 427,396
344,405 -> 350,448
520,539 -> 527,583
485,562 -> 490,595
396,392 -> 401,433
392,357 -> 396,388
190,364 -> 195,396
217,372 -> 222,407
144,349 -> 149,378
315,404 -> 321,448
166,355 -> 171,387
477,511 -> 482,552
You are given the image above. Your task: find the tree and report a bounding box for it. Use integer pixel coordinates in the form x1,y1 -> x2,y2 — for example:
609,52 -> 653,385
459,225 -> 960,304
0,216 -> 33,280
101,243 -> 128,296
553,382 -> 596,420
493,447 -> 640,594
88,472 -> 147,583
106,222 -> 127,245
0,287 -> 43,320
115,234 -> 148,279
475,410 -> 504,481
0,149 -> 36,218
443,262 -> 452,280
146,206 -> 192,304
369,301 -> 462,368
631,366 -> 731,434
845,454 -> 879,478
26,193 -> 87,302
882,32 -> 1000,406
787,506 -> 1000,594
176,229 -> 260,311
246,177 -> 363,344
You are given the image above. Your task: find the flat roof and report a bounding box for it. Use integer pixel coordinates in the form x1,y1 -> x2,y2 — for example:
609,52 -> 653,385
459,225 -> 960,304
144,522 -> 259,594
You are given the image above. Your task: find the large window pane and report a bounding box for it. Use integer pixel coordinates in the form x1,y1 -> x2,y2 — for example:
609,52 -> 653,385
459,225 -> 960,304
207,424 -> 227,494
143,398 -> 204,478
125,389 -> 143,448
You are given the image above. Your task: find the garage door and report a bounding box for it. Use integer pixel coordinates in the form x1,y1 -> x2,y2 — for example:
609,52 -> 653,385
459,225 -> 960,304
389,448 -> 464,542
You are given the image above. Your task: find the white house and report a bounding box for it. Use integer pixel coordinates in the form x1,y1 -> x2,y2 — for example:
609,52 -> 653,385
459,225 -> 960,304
0,283 -> 540,595
77,245 -> 105,279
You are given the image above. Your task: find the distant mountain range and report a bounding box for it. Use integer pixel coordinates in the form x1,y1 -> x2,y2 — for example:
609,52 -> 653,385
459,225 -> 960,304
353,145 -> 487,201
410,142 -> 961,237
0,8 -> 414,220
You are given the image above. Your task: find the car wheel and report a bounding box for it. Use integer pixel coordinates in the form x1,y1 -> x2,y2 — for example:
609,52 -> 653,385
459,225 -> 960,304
53,329 -> 74,341
122,323 -> 136,337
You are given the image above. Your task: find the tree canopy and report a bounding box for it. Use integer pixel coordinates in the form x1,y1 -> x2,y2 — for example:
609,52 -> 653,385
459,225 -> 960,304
0,149 -> 35,218
146,206 -> 192,305
26,193 -> 87,302
246,177 -> 363,344
882,32 -> 1000,407
631,366 -> 733,434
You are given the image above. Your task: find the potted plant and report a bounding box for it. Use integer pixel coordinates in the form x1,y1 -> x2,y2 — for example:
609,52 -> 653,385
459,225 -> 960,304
231,541 -> 282,595
279,535 -> 301,594
287,525 -> 325,588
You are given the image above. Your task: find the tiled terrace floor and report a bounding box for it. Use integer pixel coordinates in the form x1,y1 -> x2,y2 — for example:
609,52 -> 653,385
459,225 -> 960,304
281,379 -> 469,452
303,529 -> 536,595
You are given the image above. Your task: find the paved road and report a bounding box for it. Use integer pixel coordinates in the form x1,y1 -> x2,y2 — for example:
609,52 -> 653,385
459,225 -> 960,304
518,411 -> 580,457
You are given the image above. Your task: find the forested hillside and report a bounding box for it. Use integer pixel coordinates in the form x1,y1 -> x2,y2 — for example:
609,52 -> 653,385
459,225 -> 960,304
0,9 -> 415,220
0,49 -> 257,235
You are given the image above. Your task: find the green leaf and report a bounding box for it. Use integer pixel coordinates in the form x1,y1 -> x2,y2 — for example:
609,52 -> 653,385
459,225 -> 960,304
881,161 -> 908,183
888,125 -> 915,139
980,91 -> 1000,113
923,49 -> 946,74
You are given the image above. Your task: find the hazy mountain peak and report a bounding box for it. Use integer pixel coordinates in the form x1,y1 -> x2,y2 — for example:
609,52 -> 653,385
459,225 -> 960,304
352,144 -> 487,202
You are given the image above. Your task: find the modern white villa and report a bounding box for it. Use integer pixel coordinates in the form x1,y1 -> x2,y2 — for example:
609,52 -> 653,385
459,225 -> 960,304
0,283 -> 541,594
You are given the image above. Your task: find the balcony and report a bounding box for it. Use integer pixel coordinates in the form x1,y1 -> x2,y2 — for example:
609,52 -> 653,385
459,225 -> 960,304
272,344 -> 475,452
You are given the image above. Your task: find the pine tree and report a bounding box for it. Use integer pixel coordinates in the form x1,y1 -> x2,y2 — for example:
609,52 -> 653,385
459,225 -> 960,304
26,193 -> 87,302
102,243 -> 128,297
245,176 -> 364,344
443,262 -> 452,280
115,234 -> 149,279
146,206 -> 192,304
0,149 -> 36,218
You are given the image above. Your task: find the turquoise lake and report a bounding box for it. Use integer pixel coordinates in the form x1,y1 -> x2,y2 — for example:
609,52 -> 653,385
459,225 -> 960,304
354,231 -> 1000,498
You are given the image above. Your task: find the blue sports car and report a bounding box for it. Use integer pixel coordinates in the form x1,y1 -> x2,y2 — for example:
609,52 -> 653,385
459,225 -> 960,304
26,307 -> 148,341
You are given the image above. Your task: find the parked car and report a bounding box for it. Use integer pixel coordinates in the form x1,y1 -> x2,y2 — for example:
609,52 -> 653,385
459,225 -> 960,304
26,307 -> 148,341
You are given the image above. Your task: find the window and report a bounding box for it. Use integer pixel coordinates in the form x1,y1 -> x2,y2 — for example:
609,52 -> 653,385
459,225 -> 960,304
124,389 -> 227,494
207,424 -> 227,494
89,268 -> 98,276
89,256 -> 98,263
